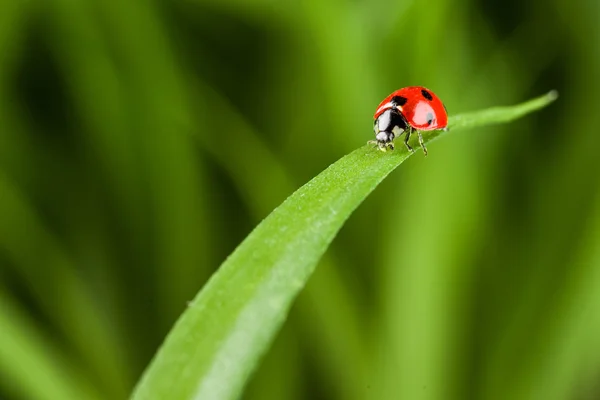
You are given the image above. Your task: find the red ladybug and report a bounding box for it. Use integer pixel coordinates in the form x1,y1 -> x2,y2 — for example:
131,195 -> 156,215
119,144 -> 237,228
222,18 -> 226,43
371,86 -> 448,155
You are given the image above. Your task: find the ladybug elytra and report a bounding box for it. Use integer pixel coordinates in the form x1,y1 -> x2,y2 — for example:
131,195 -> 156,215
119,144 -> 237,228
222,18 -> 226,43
371,86 -> 448,155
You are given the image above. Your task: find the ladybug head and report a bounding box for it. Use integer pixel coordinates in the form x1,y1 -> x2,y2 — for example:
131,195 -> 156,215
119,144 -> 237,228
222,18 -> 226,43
373,108 -> 407,144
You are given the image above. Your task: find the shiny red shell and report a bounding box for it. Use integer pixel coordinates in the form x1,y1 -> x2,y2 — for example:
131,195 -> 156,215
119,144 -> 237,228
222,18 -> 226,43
374,86 -> 448,131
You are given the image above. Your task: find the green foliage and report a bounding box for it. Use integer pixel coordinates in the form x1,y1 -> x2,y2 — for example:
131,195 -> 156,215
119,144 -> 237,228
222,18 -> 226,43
0,0 -> 599,399
132,93 -> 556,400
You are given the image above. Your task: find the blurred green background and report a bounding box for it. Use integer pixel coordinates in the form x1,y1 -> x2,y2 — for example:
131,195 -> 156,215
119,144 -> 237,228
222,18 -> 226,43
1,0 -> 599,399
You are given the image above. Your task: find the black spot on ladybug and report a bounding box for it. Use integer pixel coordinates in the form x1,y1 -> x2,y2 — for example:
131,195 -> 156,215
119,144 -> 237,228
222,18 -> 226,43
421,89 -> 433,101
391,96 -> 407,107
426,112 -> 434,125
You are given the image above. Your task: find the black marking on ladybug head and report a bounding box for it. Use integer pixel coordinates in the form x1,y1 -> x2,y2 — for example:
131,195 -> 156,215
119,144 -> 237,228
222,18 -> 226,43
421,89 -> 433,101
391,96 -> 407,107
374,108 -> 408,146
426,112 -> 434,126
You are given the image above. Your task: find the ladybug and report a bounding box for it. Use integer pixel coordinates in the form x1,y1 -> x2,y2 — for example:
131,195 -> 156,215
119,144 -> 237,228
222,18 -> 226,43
371,86 -> 448,155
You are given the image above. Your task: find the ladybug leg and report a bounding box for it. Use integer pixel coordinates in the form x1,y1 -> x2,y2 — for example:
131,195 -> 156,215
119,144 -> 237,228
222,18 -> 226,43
403,128 -> 414,153
386,132 -> 395,151
417,131 -> 428,156
367,139 -> 388,152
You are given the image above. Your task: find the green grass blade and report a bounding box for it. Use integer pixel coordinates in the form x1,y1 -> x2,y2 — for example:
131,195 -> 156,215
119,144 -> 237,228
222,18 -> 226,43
0,292 -> 103,400
131,91 -> 557,400
447,90 -> 558,130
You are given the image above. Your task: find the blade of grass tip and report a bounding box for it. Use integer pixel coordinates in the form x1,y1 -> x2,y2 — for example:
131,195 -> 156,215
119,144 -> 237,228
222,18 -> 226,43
447,90 -> 558,131
131,92 -> 556,400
